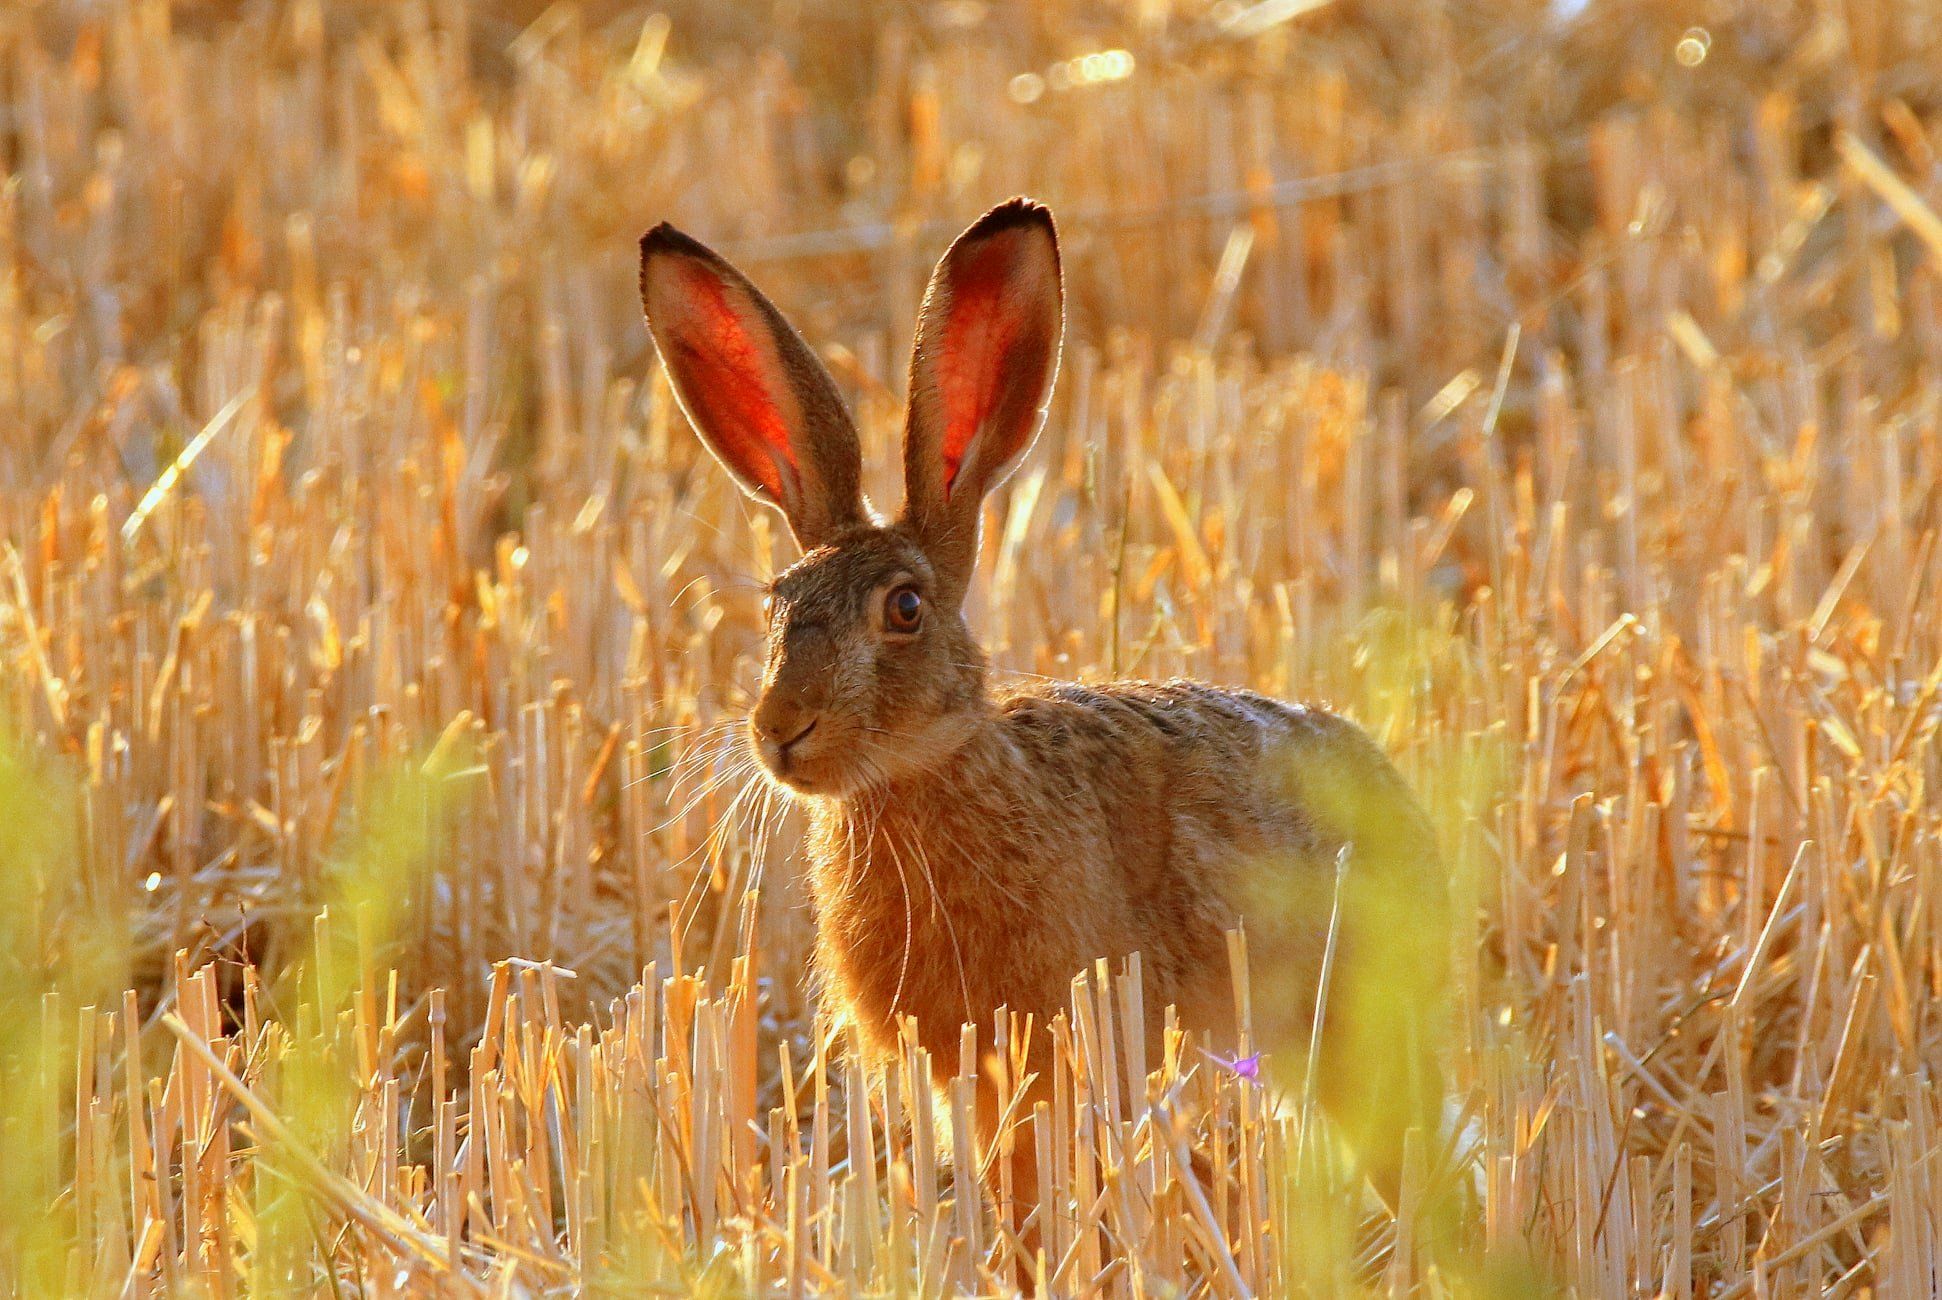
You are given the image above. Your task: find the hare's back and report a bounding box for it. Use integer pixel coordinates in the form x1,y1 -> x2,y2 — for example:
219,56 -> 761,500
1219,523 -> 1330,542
998,677 -> 1436,881
993,677 -> 1437,1042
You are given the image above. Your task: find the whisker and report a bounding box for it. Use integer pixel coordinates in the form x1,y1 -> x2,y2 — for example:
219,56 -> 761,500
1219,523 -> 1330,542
886,811 -> 973,1028
673,762 -> 771,944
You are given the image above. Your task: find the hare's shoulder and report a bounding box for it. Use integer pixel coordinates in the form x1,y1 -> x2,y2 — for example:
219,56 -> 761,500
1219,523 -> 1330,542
993,677 -> 1434,866
997,676 -> 1331,747
988,678 -> 1357,785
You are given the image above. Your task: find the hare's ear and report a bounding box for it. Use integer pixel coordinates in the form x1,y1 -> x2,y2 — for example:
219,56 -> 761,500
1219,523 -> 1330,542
639,224 -> 865,550
900,199 -> 1063,600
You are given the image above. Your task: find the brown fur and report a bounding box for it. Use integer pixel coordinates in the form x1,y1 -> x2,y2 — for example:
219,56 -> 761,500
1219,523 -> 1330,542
639,199 -> 1448,1217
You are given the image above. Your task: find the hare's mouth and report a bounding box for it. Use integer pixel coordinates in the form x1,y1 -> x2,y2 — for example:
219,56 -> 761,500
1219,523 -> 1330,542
777,718 -> 817,760
756,718 -> 845,793
755,711 -> 974,797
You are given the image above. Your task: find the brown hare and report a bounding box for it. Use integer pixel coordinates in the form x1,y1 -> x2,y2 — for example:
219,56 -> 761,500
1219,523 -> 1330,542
637,198 -> 1448,1216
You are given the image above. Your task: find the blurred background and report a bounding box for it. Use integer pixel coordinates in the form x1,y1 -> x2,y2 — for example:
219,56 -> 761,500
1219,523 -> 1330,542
20,0 -> 1940,427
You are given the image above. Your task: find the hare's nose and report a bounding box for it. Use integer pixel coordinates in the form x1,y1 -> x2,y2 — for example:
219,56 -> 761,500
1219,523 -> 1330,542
776,719 -> 817,757
753,700 -> 818,749
766,716 -> 816,751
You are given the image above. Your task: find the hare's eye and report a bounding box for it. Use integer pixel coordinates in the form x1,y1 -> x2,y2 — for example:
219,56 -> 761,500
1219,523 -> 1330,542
884,585 -> 923,634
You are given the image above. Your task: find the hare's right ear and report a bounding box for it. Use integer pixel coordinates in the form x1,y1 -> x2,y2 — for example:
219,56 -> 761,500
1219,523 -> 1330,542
901,199 -> 1063,603
639,225 -> 865,550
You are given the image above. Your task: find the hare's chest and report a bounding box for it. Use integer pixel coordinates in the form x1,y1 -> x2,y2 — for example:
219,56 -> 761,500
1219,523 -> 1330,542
806,875 -> 960,1059
802,814 -> 1025,1057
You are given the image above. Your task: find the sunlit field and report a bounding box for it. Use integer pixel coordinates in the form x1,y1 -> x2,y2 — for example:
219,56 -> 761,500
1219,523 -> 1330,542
5,0 -> 1942,1294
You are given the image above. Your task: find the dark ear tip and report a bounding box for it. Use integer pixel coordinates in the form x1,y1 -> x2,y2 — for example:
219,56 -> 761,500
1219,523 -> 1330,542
639,222 -> 717,268
965,197 -> 1057,242
639,223 -> 735,310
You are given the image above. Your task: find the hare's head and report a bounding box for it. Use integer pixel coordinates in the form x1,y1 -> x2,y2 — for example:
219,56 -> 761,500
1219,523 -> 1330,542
639,200 -> 1063,796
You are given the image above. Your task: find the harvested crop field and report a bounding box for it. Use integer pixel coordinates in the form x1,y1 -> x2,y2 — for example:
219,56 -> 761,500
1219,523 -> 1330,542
5,0 -> 1942,1294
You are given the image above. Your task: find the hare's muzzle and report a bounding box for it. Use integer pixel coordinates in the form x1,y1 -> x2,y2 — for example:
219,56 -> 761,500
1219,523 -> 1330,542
750,617 -> 848,790
751,693 -> 823,786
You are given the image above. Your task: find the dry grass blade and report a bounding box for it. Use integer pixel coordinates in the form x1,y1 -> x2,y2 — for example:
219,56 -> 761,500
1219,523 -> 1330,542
119,388 -> 256,548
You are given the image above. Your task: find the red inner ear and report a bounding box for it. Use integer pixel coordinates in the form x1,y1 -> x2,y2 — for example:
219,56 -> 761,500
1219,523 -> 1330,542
666,261 -> 801,501
933,238 -> 1039,497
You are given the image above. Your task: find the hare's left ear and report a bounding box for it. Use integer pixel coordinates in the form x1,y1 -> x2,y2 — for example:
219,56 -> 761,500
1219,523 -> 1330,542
640,223 -> 866,551
900,199 -> 1063,602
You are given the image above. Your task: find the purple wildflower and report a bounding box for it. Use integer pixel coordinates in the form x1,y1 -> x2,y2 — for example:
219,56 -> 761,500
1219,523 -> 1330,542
1202,1049 -> 1263,1083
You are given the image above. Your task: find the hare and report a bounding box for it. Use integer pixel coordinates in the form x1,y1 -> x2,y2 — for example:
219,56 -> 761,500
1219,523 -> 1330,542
637,198 -> 1447,1209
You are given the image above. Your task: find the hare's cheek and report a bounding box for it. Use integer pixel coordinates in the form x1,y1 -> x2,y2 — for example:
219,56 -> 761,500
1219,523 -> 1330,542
874,643 -> 938,715
829,642 -> 879,703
